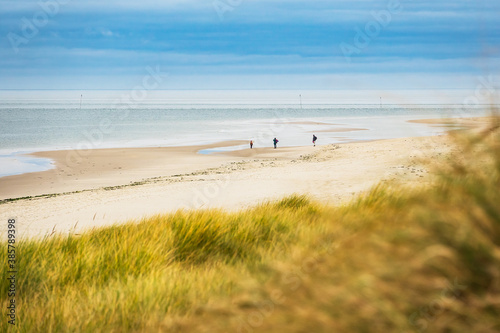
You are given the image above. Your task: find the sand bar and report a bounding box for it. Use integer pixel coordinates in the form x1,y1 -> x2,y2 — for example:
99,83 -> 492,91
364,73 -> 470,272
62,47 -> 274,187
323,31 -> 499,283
0,141 -> 247,200
407,116 -> 497,127
310,127 -> 368,133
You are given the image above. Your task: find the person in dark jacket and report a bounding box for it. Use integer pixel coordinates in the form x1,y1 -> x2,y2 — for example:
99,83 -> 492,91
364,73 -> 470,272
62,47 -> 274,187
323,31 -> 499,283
273,137 -> 279,149
312,134 -> 317,147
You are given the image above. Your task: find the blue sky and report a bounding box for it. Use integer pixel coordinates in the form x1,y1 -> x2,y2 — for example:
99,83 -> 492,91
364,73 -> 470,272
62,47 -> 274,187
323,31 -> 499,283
0,0 -> 499,89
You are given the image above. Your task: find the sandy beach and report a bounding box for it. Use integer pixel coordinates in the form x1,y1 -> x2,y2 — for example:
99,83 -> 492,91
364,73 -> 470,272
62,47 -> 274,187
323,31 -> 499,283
0,117 -> 491,239
0,140 -> 249,200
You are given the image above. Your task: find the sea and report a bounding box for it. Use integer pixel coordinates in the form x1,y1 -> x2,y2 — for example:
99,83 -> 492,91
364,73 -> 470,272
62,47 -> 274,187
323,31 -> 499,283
0,90 -> 495,178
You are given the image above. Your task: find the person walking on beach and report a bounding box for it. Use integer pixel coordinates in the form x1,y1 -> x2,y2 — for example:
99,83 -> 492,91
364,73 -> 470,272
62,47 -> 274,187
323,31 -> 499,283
312,134 -> 317,147
273,137 -> 279,149
250,140 -> 253,149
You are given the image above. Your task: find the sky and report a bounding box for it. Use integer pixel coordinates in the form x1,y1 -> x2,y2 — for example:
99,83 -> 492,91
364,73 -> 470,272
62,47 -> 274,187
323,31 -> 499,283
0,0 -> 499,90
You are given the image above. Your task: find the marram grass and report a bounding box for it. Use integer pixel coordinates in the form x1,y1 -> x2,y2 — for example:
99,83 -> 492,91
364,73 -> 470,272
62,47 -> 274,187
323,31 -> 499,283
2,118 -> 500,332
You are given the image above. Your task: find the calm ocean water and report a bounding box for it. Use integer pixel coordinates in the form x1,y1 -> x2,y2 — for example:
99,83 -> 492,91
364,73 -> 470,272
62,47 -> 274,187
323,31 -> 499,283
0,90 -> 493,177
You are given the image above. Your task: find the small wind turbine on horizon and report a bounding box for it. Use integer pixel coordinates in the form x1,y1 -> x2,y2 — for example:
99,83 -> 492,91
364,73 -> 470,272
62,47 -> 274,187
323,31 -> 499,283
299,94 -> 303,109
80,94 -> 83,110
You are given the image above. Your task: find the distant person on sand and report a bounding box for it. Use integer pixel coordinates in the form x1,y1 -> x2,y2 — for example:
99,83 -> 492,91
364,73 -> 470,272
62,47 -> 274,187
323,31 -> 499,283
250,140 -> 253,149
312,134 -> 317,147
273,137 -> 279,149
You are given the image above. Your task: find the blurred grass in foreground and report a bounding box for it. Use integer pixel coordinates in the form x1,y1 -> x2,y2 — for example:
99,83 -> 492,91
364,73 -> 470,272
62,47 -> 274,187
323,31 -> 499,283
1,117 -> 500,332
